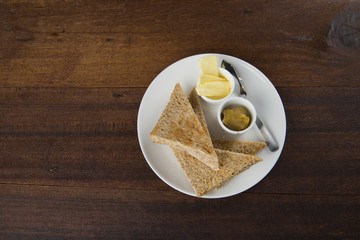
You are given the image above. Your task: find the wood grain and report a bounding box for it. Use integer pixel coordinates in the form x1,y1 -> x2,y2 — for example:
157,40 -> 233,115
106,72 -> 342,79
0,0 -> 359,87
0,0 -> 359,239
1,184 -> 359,240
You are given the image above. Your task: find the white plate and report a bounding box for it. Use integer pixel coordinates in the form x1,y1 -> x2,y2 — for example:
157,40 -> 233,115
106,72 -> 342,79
137,53 -> 286,198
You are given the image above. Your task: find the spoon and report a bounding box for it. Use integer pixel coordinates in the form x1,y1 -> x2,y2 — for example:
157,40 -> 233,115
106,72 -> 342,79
221,60 -> 279,152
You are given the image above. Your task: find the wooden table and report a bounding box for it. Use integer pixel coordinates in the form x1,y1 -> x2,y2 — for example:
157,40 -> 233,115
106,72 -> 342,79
1,0 -> 359,239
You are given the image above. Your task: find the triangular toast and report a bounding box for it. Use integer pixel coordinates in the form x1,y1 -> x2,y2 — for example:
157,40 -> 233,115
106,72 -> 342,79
211,149 -> 262,190
173,148 -> 262,197
150,83 -> 219,171
171,88 -> 264,197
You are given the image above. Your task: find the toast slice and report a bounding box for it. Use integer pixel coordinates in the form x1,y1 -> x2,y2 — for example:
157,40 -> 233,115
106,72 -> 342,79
171,88 -> 263,197
172,148 -> 262,197
172,149 -> 215,196
211,149 -> 262,190
150,83 -> 219,171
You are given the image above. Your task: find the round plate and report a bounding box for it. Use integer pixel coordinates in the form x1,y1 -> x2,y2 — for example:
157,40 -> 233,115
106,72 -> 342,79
137,53 -> 286,198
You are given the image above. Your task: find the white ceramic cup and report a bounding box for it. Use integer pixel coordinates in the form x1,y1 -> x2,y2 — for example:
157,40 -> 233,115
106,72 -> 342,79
199,68 -> 235,103
217,96 -> 257,135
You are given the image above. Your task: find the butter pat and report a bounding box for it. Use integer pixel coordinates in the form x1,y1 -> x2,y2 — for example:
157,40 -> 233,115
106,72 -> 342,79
196,77 -> 230,99
198,75 -> 228,86
196,55 -> 231,100
196,83 -> 230,98
199,55 -> 219,76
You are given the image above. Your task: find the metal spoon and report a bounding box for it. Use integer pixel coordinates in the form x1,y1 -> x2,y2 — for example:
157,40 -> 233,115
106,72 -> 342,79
221,60 -> 247,96
221,60 -> 279,152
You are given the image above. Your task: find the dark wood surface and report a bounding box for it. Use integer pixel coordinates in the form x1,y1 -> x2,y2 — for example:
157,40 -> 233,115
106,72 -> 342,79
1,0 -> 359,239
